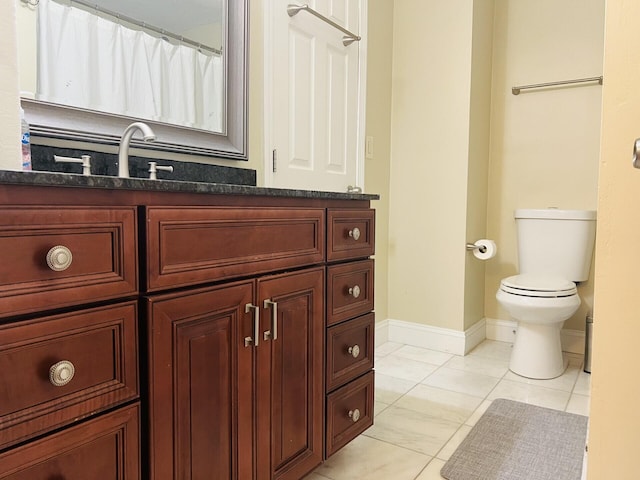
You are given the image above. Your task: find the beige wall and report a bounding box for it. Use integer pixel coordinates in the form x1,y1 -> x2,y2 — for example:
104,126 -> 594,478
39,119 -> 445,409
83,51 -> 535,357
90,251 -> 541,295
485,0 -> 604,331
0,1 -> 21,170
463,1 -> 494,330
388,0 -> 474,330
364,0 -> 394,321
387,0 -> 495,332
589,0 -> 640,475
15,1 -> 36,98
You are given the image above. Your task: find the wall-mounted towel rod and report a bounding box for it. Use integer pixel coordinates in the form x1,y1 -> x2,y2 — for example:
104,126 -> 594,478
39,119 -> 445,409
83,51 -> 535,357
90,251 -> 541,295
40,0 -> 222,55
287,4 -> 361,46
512,76 -> 603,95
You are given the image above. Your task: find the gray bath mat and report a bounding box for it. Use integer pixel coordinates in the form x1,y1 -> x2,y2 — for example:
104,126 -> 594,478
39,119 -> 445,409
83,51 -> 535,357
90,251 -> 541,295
441,398 -> 588,480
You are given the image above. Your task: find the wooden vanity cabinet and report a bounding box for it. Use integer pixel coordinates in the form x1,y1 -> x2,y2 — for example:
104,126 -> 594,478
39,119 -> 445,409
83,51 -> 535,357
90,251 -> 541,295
145,206 -> 325,480
0,183 -> 376,480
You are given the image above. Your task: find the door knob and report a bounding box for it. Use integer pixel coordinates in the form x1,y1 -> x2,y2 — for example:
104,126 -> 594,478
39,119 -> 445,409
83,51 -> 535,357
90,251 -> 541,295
633,138 -> 640,168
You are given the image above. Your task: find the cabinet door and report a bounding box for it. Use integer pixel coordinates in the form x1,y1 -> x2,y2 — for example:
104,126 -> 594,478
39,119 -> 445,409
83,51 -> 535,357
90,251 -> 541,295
256,268 -> 324,480
146,281 -> 255,480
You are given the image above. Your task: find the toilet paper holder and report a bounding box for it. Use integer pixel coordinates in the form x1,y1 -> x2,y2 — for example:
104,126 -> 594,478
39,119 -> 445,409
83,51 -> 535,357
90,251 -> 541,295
466,242 -> 487,253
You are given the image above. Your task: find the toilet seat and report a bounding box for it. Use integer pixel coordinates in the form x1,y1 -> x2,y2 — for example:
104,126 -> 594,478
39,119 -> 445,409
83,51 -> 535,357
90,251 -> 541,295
500,274 -> 577,298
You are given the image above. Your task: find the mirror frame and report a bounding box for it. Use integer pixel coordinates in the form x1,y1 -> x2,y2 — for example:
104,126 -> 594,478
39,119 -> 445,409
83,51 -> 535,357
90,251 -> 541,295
21,0 -> 248,160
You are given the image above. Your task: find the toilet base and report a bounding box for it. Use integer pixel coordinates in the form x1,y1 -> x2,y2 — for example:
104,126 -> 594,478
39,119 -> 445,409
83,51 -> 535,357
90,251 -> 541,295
510,321 -> 568,379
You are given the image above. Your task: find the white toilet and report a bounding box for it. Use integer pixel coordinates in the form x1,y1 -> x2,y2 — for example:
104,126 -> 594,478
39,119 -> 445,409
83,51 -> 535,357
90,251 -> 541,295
496,209 -> 596,379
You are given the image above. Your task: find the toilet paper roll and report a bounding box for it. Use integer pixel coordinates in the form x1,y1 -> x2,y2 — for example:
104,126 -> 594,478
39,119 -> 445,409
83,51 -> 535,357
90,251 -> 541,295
473,239 -> 497,260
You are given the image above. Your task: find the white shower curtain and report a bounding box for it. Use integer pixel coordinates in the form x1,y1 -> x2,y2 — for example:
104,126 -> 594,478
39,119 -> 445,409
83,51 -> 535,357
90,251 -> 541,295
37,0 -> 224,132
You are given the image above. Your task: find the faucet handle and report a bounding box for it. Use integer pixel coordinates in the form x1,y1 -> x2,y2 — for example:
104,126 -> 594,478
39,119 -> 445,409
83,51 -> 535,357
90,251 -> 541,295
148,161 -> 174,180
54,155 -> 91,176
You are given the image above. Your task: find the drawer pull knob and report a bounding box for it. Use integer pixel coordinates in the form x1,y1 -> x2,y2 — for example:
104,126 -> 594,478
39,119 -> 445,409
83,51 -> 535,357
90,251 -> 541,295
49,360 -> 75,387
348,285 -> 361,298
348,227 -> 361,241
347,344 -> 361,358
348,409 -> 361,422
46,245 -> 73,272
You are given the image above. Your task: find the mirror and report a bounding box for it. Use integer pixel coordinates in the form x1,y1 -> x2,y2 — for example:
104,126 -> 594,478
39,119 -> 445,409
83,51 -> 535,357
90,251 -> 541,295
16,0 -> 248,160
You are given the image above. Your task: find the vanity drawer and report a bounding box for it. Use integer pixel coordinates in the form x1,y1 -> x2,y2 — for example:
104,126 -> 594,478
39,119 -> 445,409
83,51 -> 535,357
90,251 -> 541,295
0,206 -> 137,319
326,371 -> 374,458
146,206 -> 325,291
0,302 -> 139,449
326,313 -> 375,392
327,259 -> 374,326
327,209 -> 375,262
0,403 -> 140,479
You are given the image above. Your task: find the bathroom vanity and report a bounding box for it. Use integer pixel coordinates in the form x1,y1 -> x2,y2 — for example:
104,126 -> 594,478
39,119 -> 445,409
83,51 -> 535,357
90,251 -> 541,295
0,171 -> 377,479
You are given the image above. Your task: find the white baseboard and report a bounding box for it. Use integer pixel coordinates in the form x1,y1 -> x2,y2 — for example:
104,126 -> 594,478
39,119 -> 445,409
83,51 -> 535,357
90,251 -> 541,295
376,318 -> 486,356
375,319 -> 389,347
485,318 -> 586,355
561,328 -> 587,355
465,319 -> 487,354
485,318 -> 517,343
375,317 -> 586,356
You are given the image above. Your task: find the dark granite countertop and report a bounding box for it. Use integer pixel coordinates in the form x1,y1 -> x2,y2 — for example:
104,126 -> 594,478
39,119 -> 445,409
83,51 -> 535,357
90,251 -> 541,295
0,170 -> 380,201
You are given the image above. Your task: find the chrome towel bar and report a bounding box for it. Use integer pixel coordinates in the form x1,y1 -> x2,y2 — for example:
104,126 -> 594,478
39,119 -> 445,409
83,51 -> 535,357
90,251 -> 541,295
287,4 -> 361,46
512,76 -> 603,95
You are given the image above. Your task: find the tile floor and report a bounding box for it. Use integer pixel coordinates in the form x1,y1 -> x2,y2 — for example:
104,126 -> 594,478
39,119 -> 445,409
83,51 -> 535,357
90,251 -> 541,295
310,339 -> 591,480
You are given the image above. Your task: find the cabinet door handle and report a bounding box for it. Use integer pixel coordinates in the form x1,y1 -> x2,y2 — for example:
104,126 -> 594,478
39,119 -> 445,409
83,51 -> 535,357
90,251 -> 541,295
348,227 -> 361,241
244,303 -> 260,347
263,299 -> 278,341
347,344 -> 360,358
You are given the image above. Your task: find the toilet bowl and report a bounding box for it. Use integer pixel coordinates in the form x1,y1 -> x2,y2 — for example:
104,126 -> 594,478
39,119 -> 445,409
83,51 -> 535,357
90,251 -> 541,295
497,274 -> 580,379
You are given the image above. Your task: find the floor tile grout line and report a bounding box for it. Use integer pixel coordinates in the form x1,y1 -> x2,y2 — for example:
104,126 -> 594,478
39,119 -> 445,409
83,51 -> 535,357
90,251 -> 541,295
360,430 -> 437,461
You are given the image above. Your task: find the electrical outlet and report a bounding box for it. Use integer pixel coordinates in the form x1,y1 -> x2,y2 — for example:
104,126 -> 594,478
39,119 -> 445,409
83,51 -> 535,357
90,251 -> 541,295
365,136 -> 374,159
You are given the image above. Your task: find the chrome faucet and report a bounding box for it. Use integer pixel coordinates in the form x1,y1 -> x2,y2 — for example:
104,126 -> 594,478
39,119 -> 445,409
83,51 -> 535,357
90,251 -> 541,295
117,122 -> 156,178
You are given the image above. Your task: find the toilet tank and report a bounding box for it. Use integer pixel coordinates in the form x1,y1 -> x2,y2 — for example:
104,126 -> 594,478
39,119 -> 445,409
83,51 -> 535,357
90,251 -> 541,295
515,209 -> 597,282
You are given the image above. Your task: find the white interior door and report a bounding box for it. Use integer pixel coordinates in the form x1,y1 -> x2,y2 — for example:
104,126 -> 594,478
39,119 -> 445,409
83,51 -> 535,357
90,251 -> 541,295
264,0 -> 365,192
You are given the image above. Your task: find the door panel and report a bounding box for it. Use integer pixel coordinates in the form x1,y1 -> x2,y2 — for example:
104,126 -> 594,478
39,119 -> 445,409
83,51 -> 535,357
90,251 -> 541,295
327,44 -> 349,174
146,281 -> 254,480
290,26 -> 315,171
256,268 -> 324,480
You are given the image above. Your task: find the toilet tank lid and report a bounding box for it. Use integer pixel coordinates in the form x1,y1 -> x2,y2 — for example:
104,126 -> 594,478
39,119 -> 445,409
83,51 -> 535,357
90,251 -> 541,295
515,209 -> 596,220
